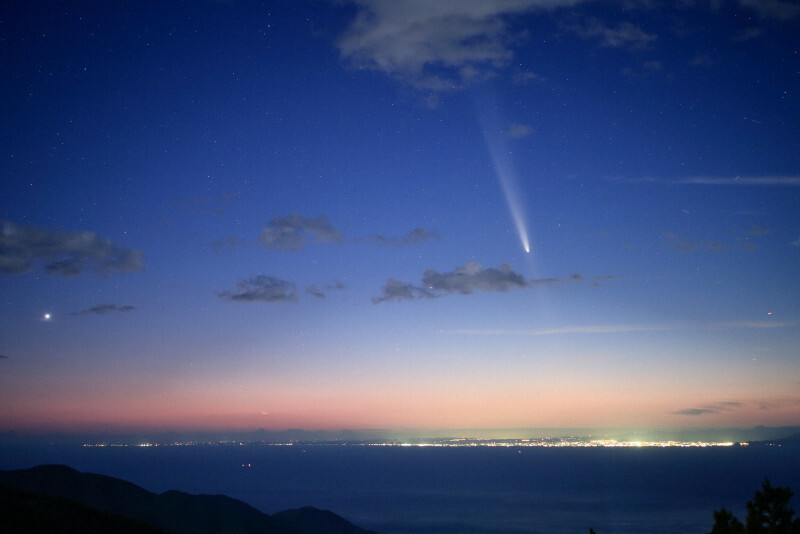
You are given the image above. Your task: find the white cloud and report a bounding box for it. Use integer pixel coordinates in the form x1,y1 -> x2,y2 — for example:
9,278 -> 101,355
337,0 -> 584,90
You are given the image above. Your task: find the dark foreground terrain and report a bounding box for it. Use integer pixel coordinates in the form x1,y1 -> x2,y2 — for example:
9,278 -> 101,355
0,465 -> 377,534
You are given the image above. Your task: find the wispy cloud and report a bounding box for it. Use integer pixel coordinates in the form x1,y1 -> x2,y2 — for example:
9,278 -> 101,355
450,324 -> 671,336
738,0 -> 800,20
0,220 -> 144,277
306,281 -> 346,299
258,214 -> 343,251
672,401 -> 742,416
534,324 -> 672,335
714,321 -> 796,329
566,18 -> 657,49
505,123 -> 533,139
212,236 -> 246,252
337,0 -> 584,90
662,231 -> 724,252
174,192 -> 239,217
219,275 -> 297,303
675,175 -> 800,186
450,320 -> 796,336
69,304 -> 136,316
367,227 -> 438,246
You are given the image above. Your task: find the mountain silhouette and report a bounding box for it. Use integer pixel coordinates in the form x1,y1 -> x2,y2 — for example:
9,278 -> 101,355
0,465 -> 377,534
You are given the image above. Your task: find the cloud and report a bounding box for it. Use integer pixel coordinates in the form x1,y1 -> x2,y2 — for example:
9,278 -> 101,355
675,175 -> 800,186
662,231 -> 724,252
374,261 -> 527,303
672,402 -> 742,416
258,214 -> 343,251
734,27 -> 763,41
534,324 -> 672,335
449,320 -> 795,336
372,278 -> 434,303
219,275 -> 297,303
212,236 -> 246,252
337,0 -> 584,90
672,408 -> 716,416
791,237 -> 800,247
690,53 -> 716,66
738,0 -> 800,20
461,323 -> 667,335
174,191 -> 239,217
0,354 -> 8,359
505,123 -> 533,139
0,220 -> 144,276
306,281 -> 346,299
748,226 -> 771,235
424,261 -> 527,294
307,285 -> 326,299
369,227 -> 438,246
567,18 -> 657,49
69,304 -> 136,315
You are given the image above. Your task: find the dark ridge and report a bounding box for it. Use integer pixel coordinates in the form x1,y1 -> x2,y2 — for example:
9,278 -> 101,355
0,483 -> 169,534
748,432 -> 800,448
0,465 -> 377,534
273,506 -> 379,534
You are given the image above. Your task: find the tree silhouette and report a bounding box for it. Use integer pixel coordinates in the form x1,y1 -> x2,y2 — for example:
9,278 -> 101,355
746,479 -> 798,534
709,479 -> 800,534
709,508 -> 744,534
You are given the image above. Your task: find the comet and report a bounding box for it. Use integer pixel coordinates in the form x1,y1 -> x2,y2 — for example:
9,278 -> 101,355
486,142 -> 531,254
477,98 -> 532,255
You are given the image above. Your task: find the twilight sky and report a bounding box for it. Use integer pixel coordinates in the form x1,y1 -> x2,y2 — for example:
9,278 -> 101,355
1,0 -> 799,436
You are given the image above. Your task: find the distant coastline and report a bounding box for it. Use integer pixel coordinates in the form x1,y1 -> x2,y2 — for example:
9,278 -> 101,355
81,436 -> 753,448
3,424 -> 797,449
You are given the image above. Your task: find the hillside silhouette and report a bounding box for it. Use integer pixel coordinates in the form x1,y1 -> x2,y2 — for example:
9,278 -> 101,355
0,465 -> 377,534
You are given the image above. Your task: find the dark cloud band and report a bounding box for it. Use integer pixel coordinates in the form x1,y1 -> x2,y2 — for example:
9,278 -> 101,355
0,220 -> 144,277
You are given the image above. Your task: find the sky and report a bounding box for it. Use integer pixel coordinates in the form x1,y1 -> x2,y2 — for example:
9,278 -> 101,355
1,0 -> 799,437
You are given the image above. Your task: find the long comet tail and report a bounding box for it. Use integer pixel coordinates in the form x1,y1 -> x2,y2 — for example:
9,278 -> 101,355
474,91 -> 532,255
484,134 -> 531,254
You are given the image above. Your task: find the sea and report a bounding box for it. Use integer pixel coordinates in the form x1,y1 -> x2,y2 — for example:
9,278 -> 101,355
2,442 -> 799,534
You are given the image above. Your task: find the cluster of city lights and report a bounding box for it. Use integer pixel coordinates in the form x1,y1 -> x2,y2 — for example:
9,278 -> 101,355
82,437 -> 749,448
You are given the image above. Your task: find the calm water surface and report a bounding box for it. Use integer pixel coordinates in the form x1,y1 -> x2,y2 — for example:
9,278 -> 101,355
2,443 -> 798,534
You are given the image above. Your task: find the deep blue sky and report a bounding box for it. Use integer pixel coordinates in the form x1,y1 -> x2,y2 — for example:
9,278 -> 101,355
1,0 -> 799,435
